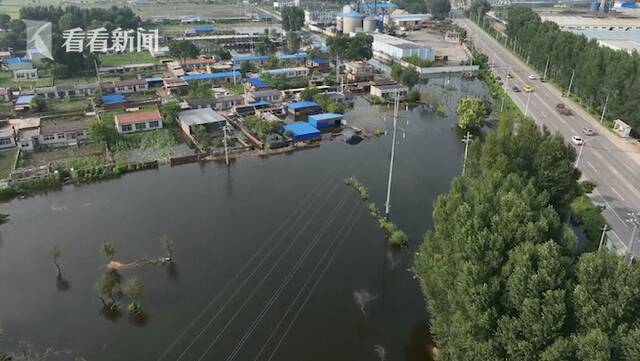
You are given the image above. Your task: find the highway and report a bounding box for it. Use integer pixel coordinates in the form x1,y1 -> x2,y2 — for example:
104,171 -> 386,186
456,18 -> 640,256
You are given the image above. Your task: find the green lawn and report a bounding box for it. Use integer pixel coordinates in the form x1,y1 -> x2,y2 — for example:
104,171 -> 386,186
49,99 -> 92,113
54,75 -> 99,85
0,148 -> 17,180
99,52 -> 161,67
225,83 -> 245,95
0,71 -> 53,87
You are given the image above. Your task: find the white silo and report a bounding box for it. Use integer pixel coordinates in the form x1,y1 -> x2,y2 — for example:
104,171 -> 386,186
342,11 -> 365,34
363,16 -> 378,32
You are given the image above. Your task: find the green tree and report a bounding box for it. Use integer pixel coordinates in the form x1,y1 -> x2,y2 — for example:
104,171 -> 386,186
281,6 -> 305,32
159,102 -> 181,127
406,88 -> 421,103
49,244 -> 62,278
300,86 -> 320,101
428,0 -> 451,19
96,268 -> 122,308
161,236 -> 174,262
89,118 -> 120,151
100,242 -> 116,261
467,0 -> 491,19
122,277 -> 143,314
456,97 -> 490,130
169,39 -> 200,63
29,96 -> 47,112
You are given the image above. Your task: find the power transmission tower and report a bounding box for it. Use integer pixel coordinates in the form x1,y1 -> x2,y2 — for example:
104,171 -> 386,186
384,92 -> 400,217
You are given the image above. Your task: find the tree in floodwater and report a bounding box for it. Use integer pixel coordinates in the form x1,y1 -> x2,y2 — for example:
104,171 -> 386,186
353,289 -> 378,315
122,277 -> 143,315
100,242 -> 116,262
373,345 -> 387,361
161,236 -> 175,263
96,268 -> 122,309
48,244 -> 62,278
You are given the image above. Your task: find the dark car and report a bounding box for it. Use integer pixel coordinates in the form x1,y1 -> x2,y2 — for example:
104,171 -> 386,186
512,86 -> 521,92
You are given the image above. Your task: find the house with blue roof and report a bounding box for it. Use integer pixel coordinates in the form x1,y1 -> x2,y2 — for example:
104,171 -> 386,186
285,101 -> 322,121
184,25 -> 215,36
6,57 -> 33,71
308,56 -> 331,71
308,113 -> 344,129
181,71 -> 241,85
283,122 -> 320,142
245,77 -> 270,90
101,93 -> 127,106
14,95 -> 35,111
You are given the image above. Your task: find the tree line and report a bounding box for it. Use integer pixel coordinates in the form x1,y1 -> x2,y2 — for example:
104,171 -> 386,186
396,0 -> 451,19
415,114 -> 640,360
503,6 -> 640,132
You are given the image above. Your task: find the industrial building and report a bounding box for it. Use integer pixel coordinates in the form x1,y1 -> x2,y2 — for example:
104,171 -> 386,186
538,14 -> 640,31
286,101 -> 322,121
339,11 -> 366,34
283,122 -> 321,142
308,113 -> 344,129
372,33 -> 435,62
388,13 -> 431,30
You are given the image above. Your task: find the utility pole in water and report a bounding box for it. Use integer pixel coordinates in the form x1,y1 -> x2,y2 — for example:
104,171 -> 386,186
461,132 -> 472,176
223,124 -> 230,166
384,93 -> 400,217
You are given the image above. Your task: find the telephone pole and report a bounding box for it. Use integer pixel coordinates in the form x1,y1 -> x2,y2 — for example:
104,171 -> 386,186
598,224 -> 608,251
542,54 -> 550,81
565,69 -> 575,97
600,92 -> 609,123
223,124 -> 230,166
461,132 -> 472,176
384,93 -> 400,217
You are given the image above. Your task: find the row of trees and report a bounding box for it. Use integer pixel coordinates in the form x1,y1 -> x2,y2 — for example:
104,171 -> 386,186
503,6 -> 640,131
327,33 -> 373,62
281,6 -> 305,32
415,114 -> 640,360
396,0 -> 451,18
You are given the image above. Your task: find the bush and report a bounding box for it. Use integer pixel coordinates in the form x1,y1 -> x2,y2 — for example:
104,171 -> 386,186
0,175 -> 61,201
389,229 -> 408,246
570,195 -> 606,250
580,180 -> 596,194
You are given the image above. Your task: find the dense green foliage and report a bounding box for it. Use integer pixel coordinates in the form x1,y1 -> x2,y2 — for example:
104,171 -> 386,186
281,6 -> 305,32
402,55 -> 433,67
244,115 -> 280,141
29,96 -> 48,113
327,33 -> 373,61
314,94 -> 346,114
415,112 -> 639,360
504,6 -> 640,132
466,0 -> 491,19
300,86 -> 321,101
187,81 -> 212,98
456,96 -> 490,130
390,64 -> 420,88
169,40 -> 200,62
396,0 -> 450,18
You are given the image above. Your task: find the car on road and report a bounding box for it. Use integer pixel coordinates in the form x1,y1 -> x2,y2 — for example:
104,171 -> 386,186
528,74 -> 537,80
512,86 -> 520,92
571,136 -> 584,145
582,128 -> 595,136
507,72 -> 513,79
523,84 -> 533,92
556,103 -> 572,115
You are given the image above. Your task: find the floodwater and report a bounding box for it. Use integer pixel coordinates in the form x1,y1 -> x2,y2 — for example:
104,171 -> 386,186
0,76 -> 488,361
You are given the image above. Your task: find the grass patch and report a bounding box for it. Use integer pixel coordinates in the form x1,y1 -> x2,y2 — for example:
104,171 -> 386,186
99,52 -> 160,67
225,83 -> 245,95
0,71 -> 53,87
0,148 -> 17,180
49,99 -> 92,113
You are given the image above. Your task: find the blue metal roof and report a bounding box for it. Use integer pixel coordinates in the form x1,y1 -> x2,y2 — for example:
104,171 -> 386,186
309,113 -> 343,121
232,54 -> 269,62
283,122 -> 320,136
364,2 -> 398,10
7,57 -> 31,65
340,11 -> 365,18
190,26 -> 214,32
101,93 -> 126,105
247,77 -> 270,88
16,95 -> 34,105
263,67 -> 299,75
311,56 -> 329,64
287,101 -> 320,110
278,52 -> 307,60
182,71 -> 240,81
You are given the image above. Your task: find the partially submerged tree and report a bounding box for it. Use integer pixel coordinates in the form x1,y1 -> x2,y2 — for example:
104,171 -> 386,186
101,242 -> 117,262
122,277 -> 143,315
96,268 -> 122,309
161,236 -> 174,262
456,96 -> 491,130
48,244 -> 62,278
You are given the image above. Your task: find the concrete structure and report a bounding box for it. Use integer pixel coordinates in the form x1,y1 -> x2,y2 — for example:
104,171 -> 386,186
372,33 -> 435,62
539,14 -> 640,31
246,89 -> 282,104
389,13 -> 431,30
613,119 -> 632,137
114,109 -> 163,133
341,11 -> 366,34
345,61 -> 375,82
262,67 -> 309,79
0,128 -> 16,149
178,108 -> 227,136
39,120 -> 89,146
370,83 -> 408,99
13,68 -> 38,81
163,78 -> 189,95
114,78 -> 149,93
363,16 -> 379,32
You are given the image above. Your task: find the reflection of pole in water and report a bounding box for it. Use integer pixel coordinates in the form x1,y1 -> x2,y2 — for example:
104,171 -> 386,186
353,289 -> 378,315
374,345 -> 387,361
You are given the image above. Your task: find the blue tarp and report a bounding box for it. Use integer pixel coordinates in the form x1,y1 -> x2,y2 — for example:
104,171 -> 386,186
311,56 -> 329,64
145,77 -> 163,83
6,57 -> 31,65
308,113 -> 343,129
16,95 -> 34,105
283,122 -> 320,142
182,71 -> 240,82
101,93 -> 126,105
232,54 -> 269,62
190,26 -> 214,32
247,77 -> 270,88
287,101 -> 320,111
278,52 -> 307,61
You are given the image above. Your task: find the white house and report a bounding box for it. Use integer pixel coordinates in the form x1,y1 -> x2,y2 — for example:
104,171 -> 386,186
39,120 -> 89,147
13,68 -> 38,81
114,109 -> 163,133
114,78 -> 149,94
262,67 -> 309,79
370,83 -> 408,99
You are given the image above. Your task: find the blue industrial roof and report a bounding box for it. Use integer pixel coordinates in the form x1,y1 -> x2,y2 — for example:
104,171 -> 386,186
309,113 -> 343,121
232,54 -> 269,62
287,101 -> 320,110
364,2 -> 398,9
247,77 -> 270,88
311,56 -> 329,64
278,52 -> 307,60
182,71 -> 240,81
340,11 -> 365,18
16,95 -> 34,105
101,93 -> 126,105
190,26 -> 214,32
6,57 -> 31,65
283,122 -> 320,136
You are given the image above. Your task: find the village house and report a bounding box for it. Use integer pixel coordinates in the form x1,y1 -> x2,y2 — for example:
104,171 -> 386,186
181,71 -> 241,86
180,57 -> 217,71
177,108 -> 227,137
370,83 -> 409,99
13,68 -> 38,81
98,62 -> 160,75
245,77 -> 271,91
114,109 -> 163,133
114,78 -> 149,93
9,117 -> 41,151
245,89 -> 282,104
345,61 -> 374,82
163,77 -> 189,95
5,57 -> 33,71
0,128 -> 16,149
39,120 -> 89,147
308,56 -> 331,72
214,94 -> 244,111
262,67 -> 309,79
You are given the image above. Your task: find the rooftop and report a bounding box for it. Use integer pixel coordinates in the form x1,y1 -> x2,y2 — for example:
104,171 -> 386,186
372,33 -> 428,50
101,93 -> 127,105
287,101 -> 320,110
539,14 -> 640,28
247,77 -> 270,88
115,109 -> 161,125
16,95 -> 34,105
41,120 -> 89,135
181,71 -> 240,81
283,122 -> 320,136
308,113 -> 343,121
178,108 -> 226,126
6,57 -> 32,65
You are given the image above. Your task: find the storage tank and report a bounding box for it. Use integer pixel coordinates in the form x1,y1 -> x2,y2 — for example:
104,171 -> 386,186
363,16 -> 378,32
342,11 -> 365,34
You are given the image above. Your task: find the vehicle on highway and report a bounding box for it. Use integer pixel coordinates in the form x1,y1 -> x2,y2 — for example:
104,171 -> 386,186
556,103 -> 572,116
507,72 -> 513,78
528,74 -> 537,80
571,136 -> 584,145
582,128 -> 595,136
523,84 -> 533,92
512,86 -> 520,92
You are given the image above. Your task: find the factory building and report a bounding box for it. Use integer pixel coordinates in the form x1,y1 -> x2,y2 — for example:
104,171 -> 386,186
372,33 -> 435,62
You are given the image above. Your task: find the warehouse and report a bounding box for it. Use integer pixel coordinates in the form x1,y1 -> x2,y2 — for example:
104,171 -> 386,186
283,122 -> 321,142
372,33 -> 435,62
308,113 -> 343,129
389,13 -> 431,30
285,101 -> 322,121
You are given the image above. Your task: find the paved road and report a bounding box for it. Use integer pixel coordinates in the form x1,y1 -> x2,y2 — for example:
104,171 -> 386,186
457,18 -> 640,256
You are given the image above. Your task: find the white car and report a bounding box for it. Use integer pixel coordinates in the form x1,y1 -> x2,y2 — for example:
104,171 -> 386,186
528,74 -> 538,80
571,136 -> 584,145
